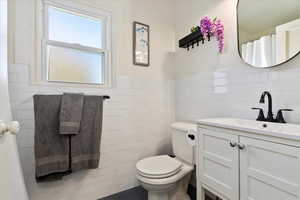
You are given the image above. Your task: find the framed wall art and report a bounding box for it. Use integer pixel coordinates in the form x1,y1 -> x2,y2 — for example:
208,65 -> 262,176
133,22 -> 150,67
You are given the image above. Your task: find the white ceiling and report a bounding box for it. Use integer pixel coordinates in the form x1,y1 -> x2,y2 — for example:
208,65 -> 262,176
238,0 -> 300,34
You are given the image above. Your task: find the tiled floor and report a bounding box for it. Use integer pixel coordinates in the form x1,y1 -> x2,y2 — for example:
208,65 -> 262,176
99,185 -> 201,200
100,187 -> 147,200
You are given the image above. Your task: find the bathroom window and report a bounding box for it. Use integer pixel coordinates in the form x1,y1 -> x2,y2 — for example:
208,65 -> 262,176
38,1 -> 112,86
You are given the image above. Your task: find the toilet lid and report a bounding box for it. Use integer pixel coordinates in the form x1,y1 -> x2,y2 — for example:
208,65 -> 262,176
136,155 -> 182,178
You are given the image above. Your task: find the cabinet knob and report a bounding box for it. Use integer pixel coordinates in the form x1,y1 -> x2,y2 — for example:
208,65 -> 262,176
238,143 -> 246,150
230,141 -> 237,148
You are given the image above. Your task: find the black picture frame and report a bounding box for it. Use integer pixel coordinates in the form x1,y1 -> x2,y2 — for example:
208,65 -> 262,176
133,22 -> 150,67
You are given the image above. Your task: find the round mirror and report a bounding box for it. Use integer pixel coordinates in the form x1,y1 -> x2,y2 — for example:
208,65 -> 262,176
237,0 -> 300,68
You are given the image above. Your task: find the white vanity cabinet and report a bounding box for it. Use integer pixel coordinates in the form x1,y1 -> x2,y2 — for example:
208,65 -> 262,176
239,137 -> 300,200
198,129 -> 239,200
197,120 -> 300,200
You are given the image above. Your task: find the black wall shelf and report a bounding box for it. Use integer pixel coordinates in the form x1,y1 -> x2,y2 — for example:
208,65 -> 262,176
179,29 -> 210,51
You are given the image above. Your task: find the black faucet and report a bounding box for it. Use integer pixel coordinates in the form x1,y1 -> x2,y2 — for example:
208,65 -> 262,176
251,107 -> 266,121
275,109 -> 293,123
252,91 -> 294,123
259,91 -> 275,122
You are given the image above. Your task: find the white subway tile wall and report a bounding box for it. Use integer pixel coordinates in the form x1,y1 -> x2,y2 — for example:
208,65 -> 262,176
8,64 -> 174,200
174,0 -> 300,125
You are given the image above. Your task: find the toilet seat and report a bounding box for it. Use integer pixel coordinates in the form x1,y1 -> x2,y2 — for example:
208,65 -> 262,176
137,160 -> 194,186
136,155 -> 182,179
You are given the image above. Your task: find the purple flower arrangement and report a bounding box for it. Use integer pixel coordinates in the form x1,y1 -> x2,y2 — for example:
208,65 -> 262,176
200,16 -> 225,53
200,16 -> 214,39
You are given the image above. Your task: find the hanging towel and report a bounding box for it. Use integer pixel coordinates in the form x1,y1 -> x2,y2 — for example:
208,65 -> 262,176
33,95 -> 70,180
34,95 -> 104,180
71,96 -> 104,172
59,93 -> 84,135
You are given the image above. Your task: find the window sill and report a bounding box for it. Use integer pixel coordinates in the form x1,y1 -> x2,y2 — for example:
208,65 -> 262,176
31,79 -> 114,89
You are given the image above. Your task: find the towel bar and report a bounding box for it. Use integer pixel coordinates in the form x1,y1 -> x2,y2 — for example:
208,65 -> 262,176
103,95 -> 110,100
33,94 -> 110,100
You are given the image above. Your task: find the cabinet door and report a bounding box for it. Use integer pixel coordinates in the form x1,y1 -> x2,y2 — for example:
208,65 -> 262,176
240,137 -> 300,200
198,128 -> 239,200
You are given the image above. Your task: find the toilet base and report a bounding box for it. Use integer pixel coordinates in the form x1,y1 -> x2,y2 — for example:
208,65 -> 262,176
169,174 -> 191,200
148,191 -> 169,200
140,173 -> 192,200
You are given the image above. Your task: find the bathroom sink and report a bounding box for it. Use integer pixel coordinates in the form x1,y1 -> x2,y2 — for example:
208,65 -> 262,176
197,118 -> 300,141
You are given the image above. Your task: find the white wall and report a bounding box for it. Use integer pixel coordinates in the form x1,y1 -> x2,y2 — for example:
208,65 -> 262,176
9,0 -> 175,199
174,0 -> 300,124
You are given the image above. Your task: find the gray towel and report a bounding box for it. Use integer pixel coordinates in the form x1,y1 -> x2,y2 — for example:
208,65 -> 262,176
71,96 -> 103,171
33,95 -> 70,179
34,95 -> 104,180
59,93 -> 84,135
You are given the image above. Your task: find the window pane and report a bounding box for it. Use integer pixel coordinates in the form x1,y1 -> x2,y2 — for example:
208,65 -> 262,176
48,6 -> 103,48
47,45 -> 104,84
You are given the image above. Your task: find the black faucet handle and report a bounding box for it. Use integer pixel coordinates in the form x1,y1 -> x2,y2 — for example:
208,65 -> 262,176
276,109 -> 293,123
279,109 -> 293,112
252,107 -> 263,110
252,107 -> 266,121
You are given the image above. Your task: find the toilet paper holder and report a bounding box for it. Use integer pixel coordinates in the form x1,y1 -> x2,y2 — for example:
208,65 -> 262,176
188,134 -> 195,140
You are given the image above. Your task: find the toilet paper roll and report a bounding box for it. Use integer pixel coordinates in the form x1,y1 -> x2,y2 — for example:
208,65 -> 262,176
186,131 -> 196,146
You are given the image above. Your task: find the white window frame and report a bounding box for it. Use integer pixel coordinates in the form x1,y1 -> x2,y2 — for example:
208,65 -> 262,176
36,0 -> 113,87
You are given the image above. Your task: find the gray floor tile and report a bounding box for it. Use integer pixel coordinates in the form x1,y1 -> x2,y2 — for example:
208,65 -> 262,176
100,187 -> 147,200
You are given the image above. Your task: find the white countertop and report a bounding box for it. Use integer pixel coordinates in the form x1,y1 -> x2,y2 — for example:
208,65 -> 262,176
197,118 -> 300,141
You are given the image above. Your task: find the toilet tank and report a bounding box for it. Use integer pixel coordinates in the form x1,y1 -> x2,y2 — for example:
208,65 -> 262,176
171,122 -> 197,165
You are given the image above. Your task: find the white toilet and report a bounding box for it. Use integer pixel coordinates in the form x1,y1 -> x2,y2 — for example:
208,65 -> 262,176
136,122 -> 197,200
